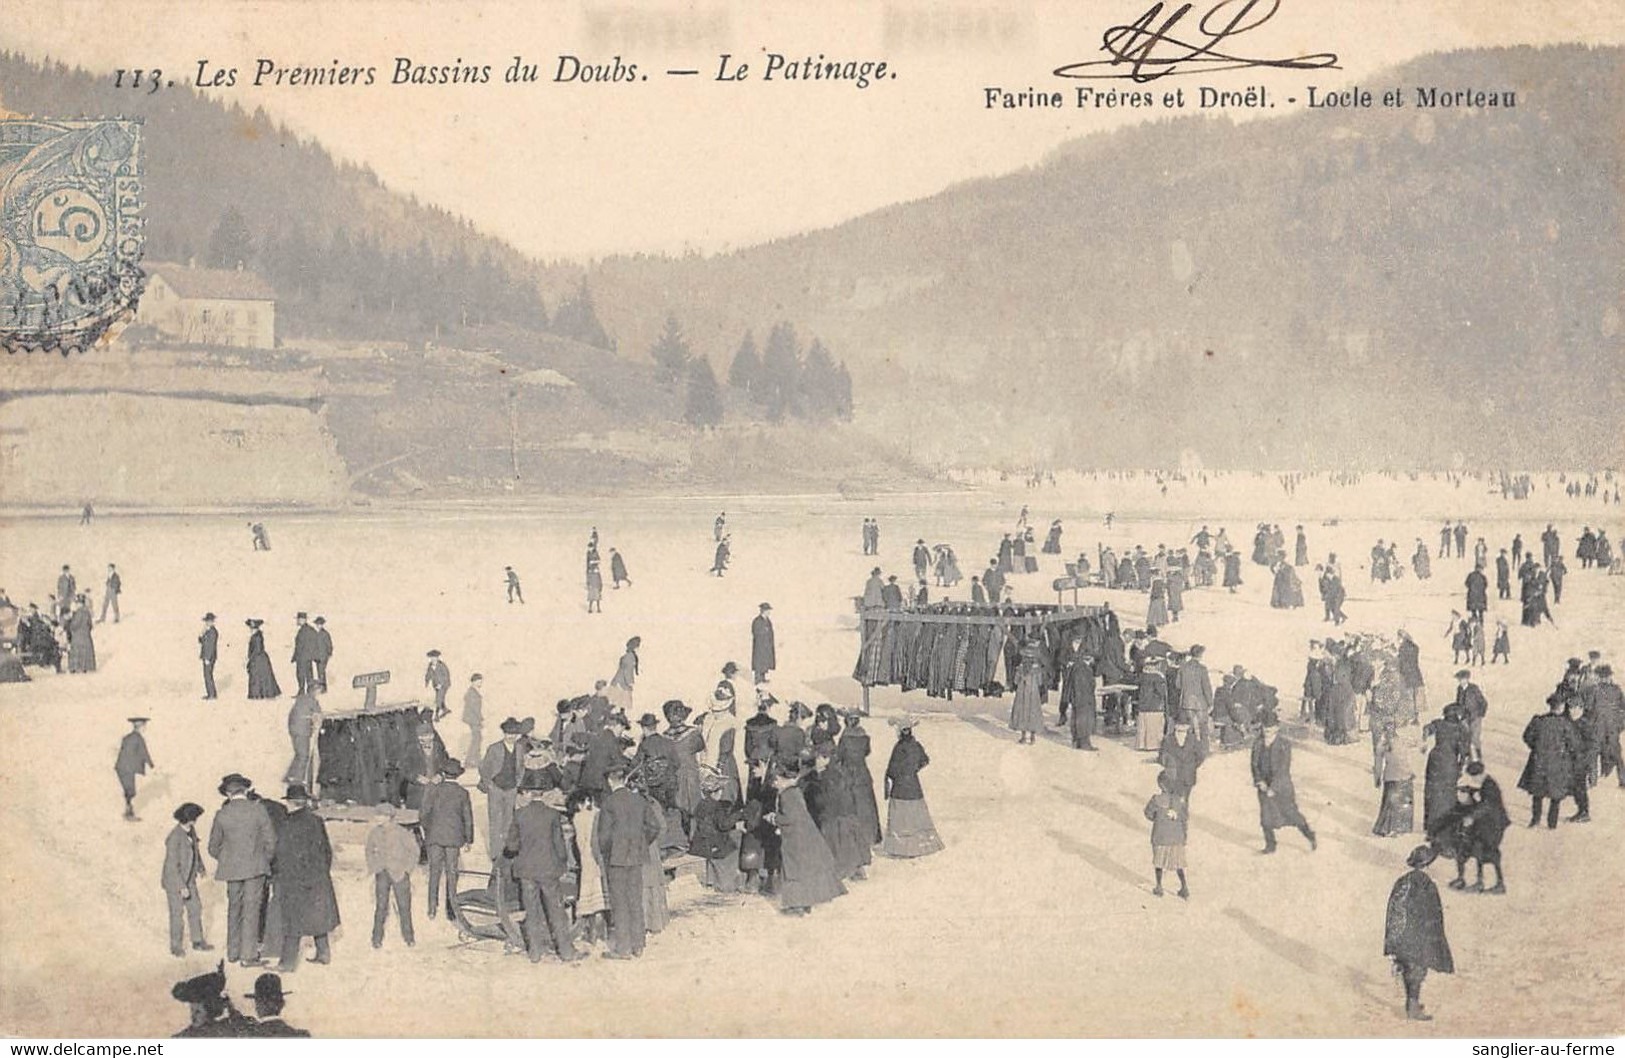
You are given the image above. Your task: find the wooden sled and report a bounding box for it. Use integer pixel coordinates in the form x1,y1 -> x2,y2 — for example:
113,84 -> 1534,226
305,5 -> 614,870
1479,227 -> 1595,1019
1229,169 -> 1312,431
448,865 -> 526,952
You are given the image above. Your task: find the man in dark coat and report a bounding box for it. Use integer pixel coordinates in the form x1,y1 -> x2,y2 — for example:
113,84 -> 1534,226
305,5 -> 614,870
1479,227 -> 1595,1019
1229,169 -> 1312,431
751,603 -> 776,684
199,613 -> 219,699
505,781 -> 583,962
242,974 -> 309,1037
207,774 -> 277,967
1464,566 -> 1488,620
424,650 -> 452,719
419,761 -> 474,919
1593,665 -> 1625,787
312,617 -> 333,693
1428,762 -> 1509,893
912,540 -> 930,582
579,712 -> 630,797
116,717 -> 154,821
1453,670 -> 1489,762
271,785 -> 339,970
1159,720 -> 1207,801
1518,695 -> 1585,828
597,764 -> 663,958
744,695 -> 779,765
1251,719 -> 1316,853
1384,845 -> 1454,1021
1495,551 -> 1512,600
290,614 -> 320,695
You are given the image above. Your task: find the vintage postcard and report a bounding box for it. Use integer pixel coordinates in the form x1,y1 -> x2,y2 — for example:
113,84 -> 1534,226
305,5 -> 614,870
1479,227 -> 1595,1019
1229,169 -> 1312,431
1,0 -> 1622,1042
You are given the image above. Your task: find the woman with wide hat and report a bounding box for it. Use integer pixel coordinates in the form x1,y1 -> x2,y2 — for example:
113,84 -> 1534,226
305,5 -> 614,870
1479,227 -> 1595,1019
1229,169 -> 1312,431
1383,844 -> 1454,1020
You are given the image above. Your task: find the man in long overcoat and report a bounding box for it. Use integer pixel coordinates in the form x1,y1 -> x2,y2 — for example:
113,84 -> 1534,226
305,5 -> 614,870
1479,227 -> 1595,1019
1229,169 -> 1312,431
1384,845 -> 1453,1021
1251,719 -> 1317,853
284,693 -> 320,788
270,785 -> 339,970
312,617 -> 333,693
1062,649 -> 1099,751
751,603 -> 776,684
1518,695 -> 1585,828
504,782 -> 583,963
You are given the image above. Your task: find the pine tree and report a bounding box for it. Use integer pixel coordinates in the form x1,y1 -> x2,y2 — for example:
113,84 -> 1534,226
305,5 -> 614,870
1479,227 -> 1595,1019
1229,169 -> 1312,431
834,361 -> 855,420
684,356 -> 724,428
727,330 -> 761,397
800,338 -> 839,418
553,278 -> 613,350
759,321 -> 803,420
205,206 -> 254,269
650,314 -> 692,385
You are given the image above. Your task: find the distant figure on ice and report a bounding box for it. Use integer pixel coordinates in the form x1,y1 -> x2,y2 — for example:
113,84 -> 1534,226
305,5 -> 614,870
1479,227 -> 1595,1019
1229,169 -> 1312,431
80,502 -> 94,526
1465,563 -> 1488,621
55,566 -> 75,619
1043,519 -> 1063,555
116,716 -> 153,821
249,522 -> 272,551
461,673 -> 485,767
912,540 -> 930,582
1383,845 -> 1453,1021
199,613 -> 219,699
1454,521 -> 1468,559
312,617 -> 332,693
505,565 -> 524,604
1412,540 -> 1431,580
751,603 -> 776,684
1438,521 -> 1452,558
1294,525 -> 1309,567
291,613 -> 320,695
610,547 -> 631,589
1222,550 -> 1243,593
66,594 -> 96,672
424,650 -> 452,719
100,563 -> 122,624
610,637 -> 640,711
586,546 -> 604,613
714,511 -> 727,541
245,619 -> 281,699
711,535 -> 731,576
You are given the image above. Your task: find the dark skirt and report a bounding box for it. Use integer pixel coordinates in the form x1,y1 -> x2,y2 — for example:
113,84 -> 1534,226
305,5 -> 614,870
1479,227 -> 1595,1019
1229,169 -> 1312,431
1373,778 -> 1414,836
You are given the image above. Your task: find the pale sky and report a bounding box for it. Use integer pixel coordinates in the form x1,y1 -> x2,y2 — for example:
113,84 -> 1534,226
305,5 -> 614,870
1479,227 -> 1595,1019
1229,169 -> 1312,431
5,0 -> 1621,260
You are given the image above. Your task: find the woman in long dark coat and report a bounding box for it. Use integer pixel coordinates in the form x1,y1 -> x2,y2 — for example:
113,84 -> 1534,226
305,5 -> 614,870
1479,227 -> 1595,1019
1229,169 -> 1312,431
1384,845 -> 1453,1021
1222,551 -> 1243,592
882,719 -> 944,858
835,713 -> 882,845
65,598 -> 96,673
807,746 -> 870,881
772,765 -> 846,914
245,620 -> 281,699
271,787 -> 339,969
1421,705 -> 1469,831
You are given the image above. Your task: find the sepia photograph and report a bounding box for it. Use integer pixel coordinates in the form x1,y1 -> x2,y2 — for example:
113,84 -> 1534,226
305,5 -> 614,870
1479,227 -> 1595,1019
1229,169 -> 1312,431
0,0 -> 1622,1043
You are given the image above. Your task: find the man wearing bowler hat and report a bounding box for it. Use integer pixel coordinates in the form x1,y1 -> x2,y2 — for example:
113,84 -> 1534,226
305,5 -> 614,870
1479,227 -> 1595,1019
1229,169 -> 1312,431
420,760 -> 474,919
425,649 -> 452,720
199,613 -> 219,699
597,762 -> 663,958
290,613 -> 321,695
116,716 -> 154,821
208,774 -> 277,967
243,973 -> 308,1036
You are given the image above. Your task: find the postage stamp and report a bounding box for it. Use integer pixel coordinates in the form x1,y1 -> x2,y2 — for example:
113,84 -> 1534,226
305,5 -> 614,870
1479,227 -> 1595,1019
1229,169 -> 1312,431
0,118 -> 145,355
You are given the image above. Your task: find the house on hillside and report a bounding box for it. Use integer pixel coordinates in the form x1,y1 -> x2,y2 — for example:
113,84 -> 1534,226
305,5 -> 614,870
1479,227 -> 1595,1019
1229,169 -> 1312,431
136,261 -> 276,348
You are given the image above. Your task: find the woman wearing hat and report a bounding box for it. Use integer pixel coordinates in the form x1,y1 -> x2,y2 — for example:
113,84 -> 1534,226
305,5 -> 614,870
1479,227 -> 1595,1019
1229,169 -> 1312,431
1009,640 -> 1046,745
609,637 -> 639,711
688,770 -> 745,893
1383,845 -> 1454,1020
1421,705 -> 1470,832
245,619 -> 281,700
585,545 -> 604,614
771,763 -> 846,915
663,700 -> 705,830
882,718 -> 944,858
1371,718 -> 1416,837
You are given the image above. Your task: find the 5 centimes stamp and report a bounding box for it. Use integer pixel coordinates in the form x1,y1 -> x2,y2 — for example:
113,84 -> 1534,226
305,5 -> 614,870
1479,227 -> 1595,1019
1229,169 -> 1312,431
0,117 -> 144,355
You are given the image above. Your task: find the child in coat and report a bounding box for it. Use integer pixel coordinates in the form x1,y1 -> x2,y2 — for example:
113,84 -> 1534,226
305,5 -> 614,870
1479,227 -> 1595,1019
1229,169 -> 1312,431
1143,770 -> 1190,899
1492,621 -> 1511,664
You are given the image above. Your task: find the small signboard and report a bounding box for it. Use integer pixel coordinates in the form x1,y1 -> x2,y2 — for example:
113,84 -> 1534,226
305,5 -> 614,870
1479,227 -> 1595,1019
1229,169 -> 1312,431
1052,576 -> 1081,604
352,670 -> 391,709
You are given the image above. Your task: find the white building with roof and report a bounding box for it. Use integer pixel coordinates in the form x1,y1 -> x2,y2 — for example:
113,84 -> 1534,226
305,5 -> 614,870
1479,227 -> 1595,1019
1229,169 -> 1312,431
137,261 -> 276,348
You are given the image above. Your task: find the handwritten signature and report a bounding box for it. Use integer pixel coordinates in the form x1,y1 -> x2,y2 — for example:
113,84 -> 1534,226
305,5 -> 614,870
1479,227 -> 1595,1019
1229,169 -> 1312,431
1053,0 -> 1339,83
